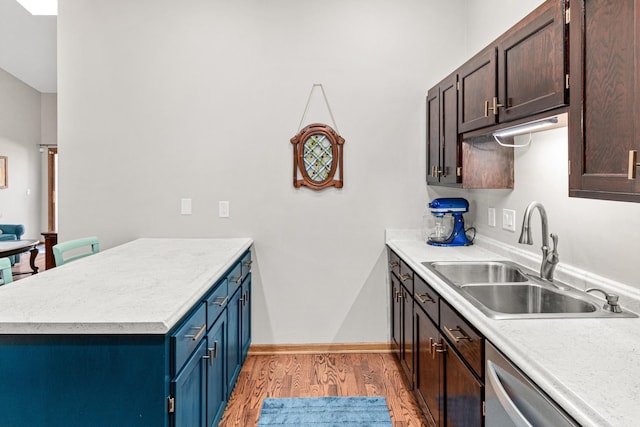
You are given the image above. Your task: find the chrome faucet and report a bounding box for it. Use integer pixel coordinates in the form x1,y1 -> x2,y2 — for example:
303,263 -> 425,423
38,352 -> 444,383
518,201 -> 560,282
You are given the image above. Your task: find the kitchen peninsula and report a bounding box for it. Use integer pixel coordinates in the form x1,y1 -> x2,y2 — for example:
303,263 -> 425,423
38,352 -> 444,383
0,238 -> 253,427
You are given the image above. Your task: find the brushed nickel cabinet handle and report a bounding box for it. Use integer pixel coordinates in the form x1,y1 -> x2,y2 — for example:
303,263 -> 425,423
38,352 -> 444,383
443,325 -> 473,343
240,290 -> 249,306
185,323 -> 206,341
212,296 -> 228,307
399,273 -> 411,282
232,276 -> 242,284
203,346 -> 215,366
242,260 -> 253,267
484,100 -> 490,117
388,261 -> 399,268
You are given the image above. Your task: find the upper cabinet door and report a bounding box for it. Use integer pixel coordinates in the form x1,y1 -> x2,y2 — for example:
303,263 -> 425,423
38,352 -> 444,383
569,0 -> 640,202
458,46 -> 497,133
440,75 -> 460,185
427,74 -> 461,185
498,0 -> 568,122
426,87 -> 441,185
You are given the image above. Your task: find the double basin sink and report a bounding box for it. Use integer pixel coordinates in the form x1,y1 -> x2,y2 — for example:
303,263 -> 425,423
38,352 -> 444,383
422,260 -> 637,319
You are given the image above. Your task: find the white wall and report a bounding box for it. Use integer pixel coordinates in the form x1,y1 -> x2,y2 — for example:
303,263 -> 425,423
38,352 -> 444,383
58,0 -> 467,344
429,0 -> 640,289
464,0 -> 543,57
0,67 -> 42,239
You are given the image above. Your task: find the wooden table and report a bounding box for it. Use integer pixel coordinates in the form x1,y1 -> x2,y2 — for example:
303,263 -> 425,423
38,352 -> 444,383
0,240 -> 39,275
41,231 -> 58,269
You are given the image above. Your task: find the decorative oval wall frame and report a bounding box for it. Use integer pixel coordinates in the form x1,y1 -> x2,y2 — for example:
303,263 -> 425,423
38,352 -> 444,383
290,123 -> 345,190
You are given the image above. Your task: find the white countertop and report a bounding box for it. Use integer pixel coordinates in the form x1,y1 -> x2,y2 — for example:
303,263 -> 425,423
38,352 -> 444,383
0,238 -> 253,334
386,231 -> 640,427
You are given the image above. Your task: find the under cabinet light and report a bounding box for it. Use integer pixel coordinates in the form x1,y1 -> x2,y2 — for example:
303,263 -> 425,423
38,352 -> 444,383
492,117 -> 559,138
15,0 -> 57,15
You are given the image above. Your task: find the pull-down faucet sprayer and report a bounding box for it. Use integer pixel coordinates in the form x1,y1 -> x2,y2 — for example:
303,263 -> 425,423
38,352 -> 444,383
518,201 -> 560,283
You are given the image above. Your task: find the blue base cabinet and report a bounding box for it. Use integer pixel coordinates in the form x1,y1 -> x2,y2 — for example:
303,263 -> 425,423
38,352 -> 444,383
172,339 -> 208,427
207,311 -> 227,427
227,285 -> 242,394
240,275 -> 251,362
0,334 -> 168,427
0,249 -> 252,427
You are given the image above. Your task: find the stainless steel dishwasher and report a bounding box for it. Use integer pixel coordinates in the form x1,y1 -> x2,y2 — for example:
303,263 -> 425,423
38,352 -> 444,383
485,341 -> 580,427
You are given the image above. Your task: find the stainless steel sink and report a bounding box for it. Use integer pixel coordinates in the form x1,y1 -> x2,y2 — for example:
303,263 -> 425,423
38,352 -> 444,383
422,260 -> 637,319
429,261 -> 528,286
461,283 -> 597,315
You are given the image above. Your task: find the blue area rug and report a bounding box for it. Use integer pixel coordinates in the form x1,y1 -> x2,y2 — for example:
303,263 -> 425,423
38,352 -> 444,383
257,396 -> 393,426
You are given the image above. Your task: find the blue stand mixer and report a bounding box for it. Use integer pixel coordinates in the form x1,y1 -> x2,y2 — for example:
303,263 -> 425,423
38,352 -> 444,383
426,198 -> 474,246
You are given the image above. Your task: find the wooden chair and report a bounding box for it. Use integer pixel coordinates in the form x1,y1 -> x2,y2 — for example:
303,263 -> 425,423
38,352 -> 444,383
52,237 -> 100,267
0,257 -> 13,285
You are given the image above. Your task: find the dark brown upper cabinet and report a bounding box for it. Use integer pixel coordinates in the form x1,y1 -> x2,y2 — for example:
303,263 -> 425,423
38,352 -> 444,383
498,0 -> 568,123
569,0 -> 640,202
458,47 -> 497,133
427,72 -> 514,189
458,0 -> 568,134
427,74 -> 461,186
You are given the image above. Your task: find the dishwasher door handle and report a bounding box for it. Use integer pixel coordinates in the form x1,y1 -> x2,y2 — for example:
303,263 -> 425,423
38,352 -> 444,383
486,360 -> 534,427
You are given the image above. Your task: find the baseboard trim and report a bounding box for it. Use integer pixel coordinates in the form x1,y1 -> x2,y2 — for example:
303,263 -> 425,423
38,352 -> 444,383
248,342 -> 393,355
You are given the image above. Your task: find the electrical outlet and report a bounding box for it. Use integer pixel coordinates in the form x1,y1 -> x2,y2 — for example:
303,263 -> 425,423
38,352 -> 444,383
488,207 -> 496,227
219,201 -> 230,218
180,198 -> 192,215
502,209 -> 516,232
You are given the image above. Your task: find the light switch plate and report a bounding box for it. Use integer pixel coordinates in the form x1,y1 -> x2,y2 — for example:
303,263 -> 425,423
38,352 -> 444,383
488,207 -> 496,227
219,201 -> 230,218
502,209 -> 516,232
180,198 -> 192,215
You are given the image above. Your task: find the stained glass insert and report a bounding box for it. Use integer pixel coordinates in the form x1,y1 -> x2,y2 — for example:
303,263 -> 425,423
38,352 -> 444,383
290,122 -> 344,190
303,134 -> 333,182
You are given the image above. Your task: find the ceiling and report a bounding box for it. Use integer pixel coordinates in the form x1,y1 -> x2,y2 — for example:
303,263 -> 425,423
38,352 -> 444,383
0,0 -> 57,93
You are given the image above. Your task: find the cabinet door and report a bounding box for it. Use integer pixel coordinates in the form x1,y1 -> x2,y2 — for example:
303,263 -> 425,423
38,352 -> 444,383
498,0 -> 567,122
172,339 -> 207,427
415,307 -> 444,427
569,0 -> 640,202
440,75 -> 460,184
444,344 -> 483,427
240,275 -> 251,363
390,273 -> 402,358
426,87 -> 440,184
207,313 -> 227,427
428,75 -> 461,186
226,287 -> 242,396
401,284 -> 414,383
458,46 -> 497,133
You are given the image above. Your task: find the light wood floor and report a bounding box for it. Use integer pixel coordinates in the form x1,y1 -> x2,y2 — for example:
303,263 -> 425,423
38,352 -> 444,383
219,352 -> 427,427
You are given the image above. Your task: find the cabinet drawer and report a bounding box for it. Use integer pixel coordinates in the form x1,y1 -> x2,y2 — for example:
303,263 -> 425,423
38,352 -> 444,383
388,249 -> 400,277
206,279 -> 228,329
414,275 -> 439,324
398,259 -> 414,294
172,302 -> 207,374
240,251 -> 252,281
440,300 -> 483,377
227,261 -> 243,296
